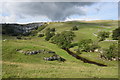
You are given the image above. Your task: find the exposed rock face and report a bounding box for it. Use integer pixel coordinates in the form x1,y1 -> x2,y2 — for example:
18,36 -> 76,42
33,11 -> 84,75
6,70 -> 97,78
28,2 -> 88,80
2,23 -> 44,36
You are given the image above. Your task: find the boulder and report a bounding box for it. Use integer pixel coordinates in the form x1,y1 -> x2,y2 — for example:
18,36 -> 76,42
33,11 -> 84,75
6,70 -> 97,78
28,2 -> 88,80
43,55 -> 66,62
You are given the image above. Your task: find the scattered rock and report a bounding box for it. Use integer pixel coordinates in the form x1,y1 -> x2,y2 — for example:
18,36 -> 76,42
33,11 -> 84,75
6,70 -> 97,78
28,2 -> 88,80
16,49 -> 21,51
17,49 -> 56,55
43,55 -> 66,62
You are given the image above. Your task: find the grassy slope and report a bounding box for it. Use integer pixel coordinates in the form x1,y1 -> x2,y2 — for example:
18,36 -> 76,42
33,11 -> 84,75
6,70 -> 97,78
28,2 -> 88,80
2,20 -> 118,78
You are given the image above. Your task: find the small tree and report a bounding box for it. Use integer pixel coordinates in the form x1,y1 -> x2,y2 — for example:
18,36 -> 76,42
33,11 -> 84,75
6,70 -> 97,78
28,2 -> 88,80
45,28 -> 55,41
103,43 -> 118,60
97,31 -> 110,41
38,33 -> 44,37
112,27 -> 120,40
78,39 -> 93,52
78,39 -> 100,53
46,28 -> 51,31
51,28 -> 56,32
90,44 -> 100,52
45,32 -> 55,41
71,26 -> 78,31
51,31 -> 75,49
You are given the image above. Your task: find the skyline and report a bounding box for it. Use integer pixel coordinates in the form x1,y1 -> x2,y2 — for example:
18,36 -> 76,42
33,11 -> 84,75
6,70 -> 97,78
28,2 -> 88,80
0,1 -> 119,23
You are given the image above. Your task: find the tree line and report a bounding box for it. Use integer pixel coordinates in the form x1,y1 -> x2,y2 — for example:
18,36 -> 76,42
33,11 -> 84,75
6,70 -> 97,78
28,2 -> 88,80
41,26 -> 119,61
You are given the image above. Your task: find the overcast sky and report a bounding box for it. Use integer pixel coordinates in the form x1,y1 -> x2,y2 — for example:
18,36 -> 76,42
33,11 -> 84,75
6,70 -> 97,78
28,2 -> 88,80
0,0 -> 119,23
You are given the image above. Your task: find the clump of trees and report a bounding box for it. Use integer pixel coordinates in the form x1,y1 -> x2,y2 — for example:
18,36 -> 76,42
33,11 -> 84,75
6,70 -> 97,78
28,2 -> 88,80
71,26 -> 79,31
77,39 -> 100,53
45,28 -> 56,41
38,33 -> 44,37
101,43 -> 118,61
112,27 -> 120,40
51,31 -> 75,49
78,39 -> 93,52
97,31 -> 110,41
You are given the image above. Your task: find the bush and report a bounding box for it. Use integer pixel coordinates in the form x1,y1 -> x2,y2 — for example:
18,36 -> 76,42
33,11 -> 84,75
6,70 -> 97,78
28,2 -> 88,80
51,28 -> 56,32
90,44 -> 100,52
71,26 -> 78,31
45,33 -> 54,41
69,43 -> 78,48
78,39 -> 93,52
112,27 -> 120,40
38,33 -> 44,37
51,31 -> 75,49
97,31 -> 110,41
45,28 -> 56,41
103,43 -> 118,60
76,49 -> 82,54
78,39 -> 100,52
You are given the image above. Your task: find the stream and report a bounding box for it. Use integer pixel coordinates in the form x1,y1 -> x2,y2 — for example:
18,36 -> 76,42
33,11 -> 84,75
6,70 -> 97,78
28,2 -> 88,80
63,48 -> 107,67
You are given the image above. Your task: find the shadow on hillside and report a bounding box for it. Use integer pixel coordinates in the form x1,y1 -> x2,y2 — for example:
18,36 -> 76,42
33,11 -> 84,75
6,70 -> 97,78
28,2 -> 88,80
63,48 -> 107,67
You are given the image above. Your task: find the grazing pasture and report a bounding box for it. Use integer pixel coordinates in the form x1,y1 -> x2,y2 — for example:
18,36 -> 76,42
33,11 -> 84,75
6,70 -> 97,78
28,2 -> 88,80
2,20 -> 118,78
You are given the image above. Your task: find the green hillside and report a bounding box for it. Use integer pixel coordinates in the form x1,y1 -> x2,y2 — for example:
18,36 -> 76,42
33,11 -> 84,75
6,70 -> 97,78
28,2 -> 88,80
2,20 -> 119,78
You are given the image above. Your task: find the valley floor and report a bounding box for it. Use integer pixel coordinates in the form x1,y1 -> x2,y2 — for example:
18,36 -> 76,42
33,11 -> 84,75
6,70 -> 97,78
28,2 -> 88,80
2,36 -> 118,78
1,20 -> 119,78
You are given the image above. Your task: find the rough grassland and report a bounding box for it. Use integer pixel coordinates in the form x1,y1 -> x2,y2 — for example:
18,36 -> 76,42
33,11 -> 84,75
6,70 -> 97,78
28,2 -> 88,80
2,20 -> 118,78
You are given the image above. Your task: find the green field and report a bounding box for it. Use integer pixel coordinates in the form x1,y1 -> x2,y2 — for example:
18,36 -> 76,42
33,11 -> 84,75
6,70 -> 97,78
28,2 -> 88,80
2,20 -> 119,78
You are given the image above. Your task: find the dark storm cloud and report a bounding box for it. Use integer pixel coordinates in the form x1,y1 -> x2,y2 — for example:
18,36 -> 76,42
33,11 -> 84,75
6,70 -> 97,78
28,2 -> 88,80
4,2 -> 95,21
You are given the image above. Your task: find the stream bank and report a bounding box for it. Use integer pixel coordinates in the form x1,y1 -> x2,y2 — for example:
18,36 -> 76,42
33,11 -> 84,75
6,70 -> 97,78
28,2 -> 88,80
63,48 -> 107,67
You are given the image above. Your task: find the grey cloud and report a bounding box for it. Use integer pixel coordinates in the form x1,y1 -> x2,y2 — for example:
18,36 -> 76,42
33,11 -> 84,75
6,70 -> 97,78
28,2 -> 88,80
3,2 -> 95,21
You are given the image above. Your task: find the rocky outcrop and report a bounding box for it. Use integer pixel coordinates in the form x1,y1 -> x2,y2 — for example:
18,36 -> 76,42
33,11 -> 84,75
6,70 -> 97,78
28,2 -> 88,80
2,23 -> 44,36
17,49 -> 65,62
43,55 -> 66,62
17,49 -> 55,55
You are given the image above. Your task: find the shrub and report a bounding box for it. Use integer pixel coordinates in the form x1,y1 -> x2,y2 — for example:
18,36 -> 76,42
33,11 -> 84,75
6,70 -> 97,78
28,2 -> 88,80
78,39 -> 100,52
71,26 -> 78,31
45,33 -> 54,41
112,27 -> 120,40
38,33 -> 44,37
103,43 -> 118,60
51,31 -> 75,49
50,28 -> 56,32
90,44 -> 100,52
97,31 -> 110,41
45,28 -> 56,41
78,39 -> 93,52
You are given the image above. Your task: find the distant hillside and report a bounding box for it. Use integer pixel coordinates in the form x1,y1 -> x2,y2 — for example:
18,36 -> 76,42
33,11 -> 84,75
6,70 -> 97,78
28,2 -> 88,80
2,23 -> 44,36
2,20 -> 118,38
